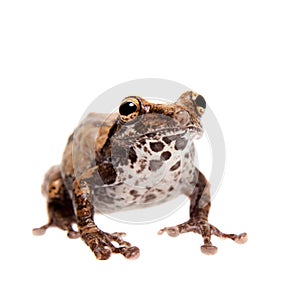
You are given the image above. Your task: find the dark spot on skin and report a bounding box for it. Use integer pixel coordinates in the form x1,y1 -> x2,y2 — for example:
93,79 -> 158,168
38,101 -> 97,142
144,146 -> 149,153
170,161 -> 181,171
146,133 -> 156,138
175,137 -> 188,150
130,190 -> 138,196
162,135 -> 177,145
98,162 -> 117,184
184,153 -> 189,159
168,186 -> 174,192
149,159 -> 163,171
161,151 -> 171,161
162,137 -> 171,144
150,141 -> 164,152
129,147 -> 137,164
130,190 -> 139,199
139,139 -> 147,145
145,194 -> 156,202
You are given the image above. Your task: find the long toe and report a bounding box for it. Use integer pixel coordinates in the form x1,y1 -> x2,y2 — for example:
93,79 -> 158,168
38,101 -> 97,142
121,246 -> 140,260
234,232 -> 248,244
94,247 -> 112,260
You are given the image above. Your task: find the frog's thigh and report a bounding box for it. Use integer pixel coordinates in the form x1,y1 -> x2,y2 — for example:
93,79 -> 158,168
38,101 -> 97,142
32,166 -> 79,238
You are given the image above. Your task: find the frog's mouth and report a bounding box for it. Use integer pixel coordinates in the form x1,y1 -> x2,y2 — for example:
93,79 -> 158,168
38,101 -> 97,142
138,125 -> 203,140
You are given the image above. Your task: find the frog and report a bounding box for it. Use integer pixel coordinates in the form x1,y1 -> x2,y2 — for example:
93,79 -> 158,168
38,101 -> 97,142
33,91 -> 247,260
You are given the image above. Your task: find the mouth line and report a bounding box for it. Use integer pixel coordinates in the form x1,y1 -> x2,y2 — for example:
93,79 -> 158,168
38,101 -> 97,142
113,125 -> 202,143
139,125 -> 202,139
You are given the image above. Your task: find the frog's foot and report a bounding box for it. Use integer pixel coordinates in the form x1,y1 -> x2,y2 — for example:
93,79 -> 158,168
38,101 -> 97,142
81,228 -> 140,260
32,222 -> 52,236
32,221 -> 80,239
158,219 -> 247,255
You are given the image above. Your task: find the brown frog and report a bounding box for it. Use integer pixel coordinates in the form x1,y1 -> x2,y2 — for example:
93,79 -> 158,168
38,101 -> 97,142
33,91 -> 247,260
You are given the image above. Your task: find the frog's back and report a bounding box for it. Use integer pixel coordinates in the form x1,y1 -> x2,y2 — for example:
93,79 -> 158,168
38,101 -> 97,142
61,112 -> 117,189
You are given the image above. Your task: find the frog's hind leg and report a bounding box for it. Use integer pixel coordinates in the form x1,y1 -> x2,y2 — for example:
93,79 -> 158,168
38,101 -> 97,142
32,166 -> 80,239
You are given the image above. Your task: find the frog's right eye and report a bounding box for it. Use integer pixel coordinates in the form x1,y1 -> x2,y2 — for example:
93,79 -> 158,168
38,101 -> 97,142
119,97 -> 140,122
119,101 -> 137,116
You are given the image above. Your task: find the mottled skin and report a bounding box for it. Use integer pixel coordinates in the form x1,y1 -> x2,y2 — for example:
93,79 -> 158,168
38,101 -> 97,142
33,91 -> 247,259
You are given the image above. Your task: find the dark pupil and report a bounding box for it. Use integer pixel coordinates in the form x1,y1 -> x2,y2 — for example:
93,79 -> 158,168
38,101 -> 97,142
119,101 -> 137,116
195,95 -> 206,109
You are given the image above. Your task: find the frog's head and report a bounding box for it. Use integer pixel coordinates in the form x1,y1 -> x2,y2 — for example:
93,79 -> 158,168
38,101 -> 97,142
104,91 -> 206,171
116,91 -> 206,140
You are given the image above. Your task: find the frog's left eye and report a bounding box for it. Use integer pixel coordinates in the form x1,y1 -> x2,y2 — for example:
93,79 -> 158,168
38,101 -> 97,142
192,93 -> 206,116
119,97 -> 140,123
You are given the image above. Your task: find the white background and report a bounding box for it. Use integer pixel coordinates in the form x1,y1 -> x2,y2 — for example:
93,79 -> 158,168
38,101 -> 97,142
1,1 -> 299,299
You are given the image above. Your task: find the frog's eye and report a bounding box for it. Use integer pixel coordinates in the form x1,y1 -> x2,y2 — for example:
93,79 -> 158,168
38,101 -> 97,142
119,101 -> 137,116
192,93 -> 206,116
119,97 -> 140,122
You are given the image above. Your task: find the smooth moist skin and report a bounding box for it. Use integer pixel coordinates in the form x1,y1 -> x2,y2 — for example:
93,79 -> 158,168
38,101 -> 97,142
33,91 -> 247,260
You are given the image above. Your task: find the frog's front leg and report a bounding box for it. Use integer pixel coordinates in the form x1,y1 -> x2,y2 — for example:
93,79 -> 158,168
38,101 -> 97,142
73,175 -> 140,260
158,169 -> 247,255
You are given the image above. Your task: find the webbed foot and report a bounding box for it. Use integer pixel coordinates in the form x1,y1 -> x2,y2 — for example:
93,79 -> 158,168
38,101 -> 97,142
81,228 -> 140,260
158,218 -> 247,255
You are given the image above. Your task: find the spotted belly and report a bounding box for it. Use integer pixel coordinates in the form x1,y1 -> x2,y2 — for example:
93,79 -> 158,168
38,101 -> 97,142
92,139 -> 197,214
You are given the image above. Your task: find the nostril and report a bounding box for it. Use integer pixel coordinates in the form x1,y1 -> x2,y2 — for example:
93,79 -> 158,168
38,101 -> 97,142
175,110 -> 190,125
